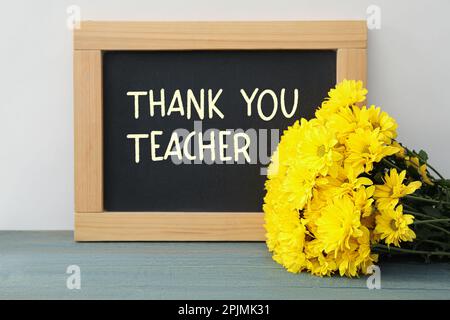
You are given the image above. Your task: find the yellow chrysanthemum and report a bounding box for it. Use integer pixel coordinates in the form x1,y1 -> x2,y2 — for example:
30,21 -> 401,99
375,205 -> 416,246
352,105 -> 398,142
268,121 -> 302,179
268,212 -> 307,273
316,79 -> 367,121
345,128 -> 400,173
305,240 -> 337,276
393,141 -> 406,159
302,189 -> 327,233
353,185 -> 375,217
406,156 -> 434,186
282,164 -> 316,211
374,169 -> 422,210
265,203 -> 297,241
319,166 -> 373,199
328,79 -> 367,107
298,124 -> 343,177
323,108 -> 356,144
418,164 -> 434,186
316,196 -> 363,254
306,255 -> 337,277
335,244 -> 360,277
335,227 -> 377,277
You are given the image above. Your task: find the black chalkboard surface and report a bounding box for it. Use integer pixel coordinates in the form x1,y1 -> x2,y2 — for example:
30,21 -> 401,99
103,50 -> 336,212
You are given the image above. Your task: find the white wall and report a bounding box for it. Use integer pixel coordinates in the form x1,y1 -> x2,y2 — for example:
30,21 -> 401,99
1,0 -> 449,229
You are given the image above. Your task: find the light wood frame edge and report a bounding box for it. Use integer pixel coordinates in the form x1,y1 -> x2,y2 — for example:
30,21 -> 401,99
74,21 -> 367,50
74,50 -> 103,213
75,212 -> 265,241
74,21 -> 367,242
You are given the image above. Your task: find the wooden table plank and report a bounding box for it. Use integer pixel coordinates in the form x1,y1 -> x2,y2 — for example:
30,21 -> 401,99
0,231 -> 449,300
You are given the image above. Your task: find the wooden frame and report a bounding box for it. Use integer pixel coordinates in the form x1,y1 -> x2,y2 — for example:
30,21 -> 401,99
74,21 -> 367,241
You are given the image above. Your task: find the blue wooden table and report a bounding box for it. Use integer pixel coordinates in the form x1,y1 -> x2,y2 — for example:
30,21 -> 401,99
0,231 -> 448,299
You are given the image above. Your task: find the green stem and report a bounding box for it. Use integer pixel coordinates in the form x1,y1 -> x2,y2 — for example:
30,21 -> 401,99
409,150 -> 446,180
403,209 -> 435,220
417,239 -> 450,247
402,203 -> 429,215
422,223 -> 450,236
373,244 -> 450,256
381,158 -> 402,172
402,203 -> 416,211
414,218 -> 450,225
404,195 -> 450,206
424,163 -> 445,180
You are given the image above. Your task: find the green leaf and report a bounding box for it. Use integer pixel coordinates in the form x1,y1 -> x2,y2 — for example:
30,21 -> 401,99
418,149 -> 429,162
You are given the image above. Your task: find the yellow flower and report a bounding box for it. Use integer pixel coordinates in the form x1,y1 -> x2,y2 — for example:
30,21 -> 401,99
323,108 -> 356,144
352,105 -> 398,142
305,240 -> 337,276
406,156 -> 434,186
306,255 -> 337,277
375,205 -> 416,246
266,149 -> 284,179
418,164 -> 434,186
265,201 -> 301,240
269,213 -> 308,273
335,244 -> 360,277
303,189 -> 327,234
298,124 -> 343,177
393,141 -> 406,159
328,79 -> 367,107
321,166 -> 373,199
406,156 -> 418,168
282,164 -> 316,211
316,79 -> 367,119
269,122 -> 300,177
335,227 -> 377,277
374,169 -> 422,210
265,173 -> 286,201
345,128 -> 400,173
274,249 -> 306,274
353,185 -> 375,217
316,196 -> 363,254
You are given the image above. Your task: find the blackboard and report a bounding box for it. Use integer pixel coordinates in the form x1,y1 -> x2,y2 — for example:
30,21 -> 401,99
103,50 -> 336,212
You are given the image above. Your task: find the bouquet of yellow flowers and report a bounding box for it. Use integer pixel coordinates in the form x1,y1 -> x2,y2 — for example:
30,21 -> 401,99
263,79 -> 450,277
